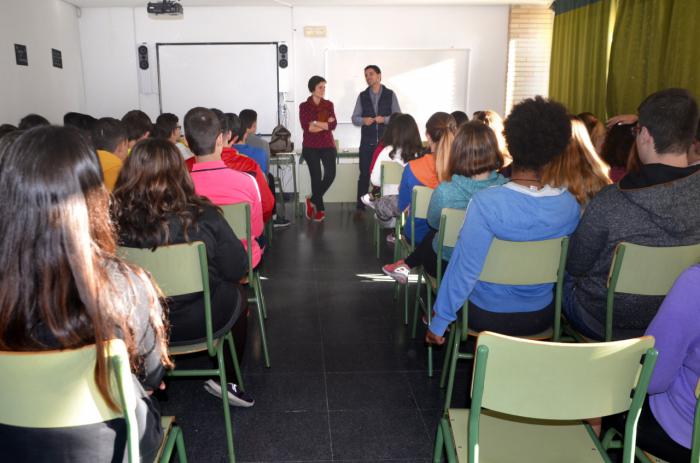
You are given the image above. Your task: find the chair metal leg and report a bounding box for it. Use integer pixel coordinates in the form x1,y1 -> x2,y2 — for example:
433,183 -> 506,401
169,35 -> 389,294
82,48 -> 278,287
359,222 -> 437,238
427,287 -> 433,378
433,420 -> 445,463
253,275 -> 271,368
175,426 -> 188,463
225,332 -> 244,391
443,324 -> 462,413
255,272 -> 268,320
439,326 -> 456,388
411,272 -> 424,338
217,347 -> 236,463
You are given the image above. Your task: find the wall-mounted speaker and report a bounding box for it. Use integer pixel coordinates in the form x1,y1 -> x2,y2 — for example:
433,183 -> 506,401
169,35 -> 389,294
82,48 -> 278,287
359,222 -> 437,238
278,43 -> 288,69
137,44 -> 149,70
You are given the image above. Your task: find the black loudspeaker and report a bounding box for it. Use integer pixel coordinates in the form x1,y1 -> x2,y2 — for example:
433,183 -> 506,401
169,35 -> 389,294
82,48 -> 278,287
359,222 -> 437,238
138,45 -> 149,70
278,44 -> 288,69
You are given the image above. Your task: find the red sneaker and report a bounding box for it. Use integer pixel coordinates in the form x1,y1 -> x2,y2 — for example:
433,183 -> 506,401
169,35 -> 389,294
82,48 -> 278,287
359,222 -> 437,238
382,259 -> 411,284
305,196 -> 315,220
313,210 -> 326,222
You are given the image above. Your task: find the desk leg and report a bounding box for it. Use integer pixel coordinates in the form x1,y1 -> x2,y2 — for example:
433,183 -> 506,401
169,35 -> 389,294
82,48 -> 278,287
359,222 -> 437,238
293,156 -> 301,217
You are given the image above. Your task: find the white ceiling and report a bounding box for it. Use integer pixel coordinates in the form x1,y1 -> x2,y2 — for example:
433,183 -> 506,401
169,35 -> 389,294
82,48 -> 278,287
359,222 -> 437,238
66,0 -> 551,7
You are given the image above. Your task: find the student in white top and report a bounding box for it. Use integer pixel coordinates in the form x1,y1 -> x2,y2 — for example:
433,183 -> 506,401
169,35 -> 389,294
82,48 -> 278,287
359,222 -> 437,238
362,114 -> 423,227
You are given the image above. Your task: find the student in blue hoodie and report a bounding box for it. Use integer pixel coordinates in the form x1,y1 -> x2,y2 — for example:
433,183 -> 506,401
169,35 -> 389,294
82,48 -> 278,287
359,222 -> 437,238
427,97 -> 581,343
383,121 -> 507,283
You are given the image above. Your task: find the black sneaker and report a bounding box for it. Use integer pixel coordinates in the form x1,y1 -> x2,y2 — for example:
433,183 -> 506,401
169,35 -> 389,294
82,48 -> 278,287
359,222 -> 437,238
203,379 -> 255,407
273,217 -> 291,229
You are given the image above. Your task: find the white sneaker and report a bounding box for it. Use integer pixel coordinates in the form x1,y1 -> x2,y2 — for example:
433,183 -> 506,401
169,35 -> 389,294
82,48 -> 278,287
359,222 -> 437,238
360,193 -> 376,210
204,379 -> 255,407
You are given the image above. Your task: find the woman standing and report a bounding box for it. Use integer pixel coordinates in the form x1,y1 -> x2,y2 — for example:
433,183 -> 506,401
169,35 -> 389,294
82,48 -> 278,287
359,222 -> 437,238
299,75 -> 337,222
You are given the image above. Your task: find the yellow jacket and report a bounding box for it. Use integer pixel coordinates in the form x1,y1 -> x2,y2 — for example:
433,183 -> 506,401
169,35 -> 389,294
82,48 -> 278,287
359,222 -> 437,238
97,150 -> 123,192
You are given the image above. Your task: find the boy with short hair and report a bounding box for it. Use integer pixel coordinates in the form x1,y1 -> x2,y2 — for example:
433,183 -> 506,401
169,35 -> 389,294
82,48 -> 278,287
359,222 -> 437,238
91,117 -> 129,191
234,109 -> 268,174
185,107 -> 265,268
122,109 -> 152,149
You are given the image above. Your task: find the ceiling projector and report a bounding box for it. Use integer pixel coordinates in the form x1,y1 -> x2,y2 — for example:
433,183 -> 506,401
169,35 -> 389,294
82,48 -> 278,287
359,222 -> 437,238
147,0 -> 183,16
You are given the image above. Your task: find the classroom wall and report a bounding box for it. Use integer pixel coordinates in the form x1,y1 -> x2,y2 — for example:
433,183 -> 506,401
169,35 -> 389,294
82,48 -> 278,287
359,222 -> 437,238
77,5 -> 509,148
292,5 -> 509,150
0,0 -> 85,125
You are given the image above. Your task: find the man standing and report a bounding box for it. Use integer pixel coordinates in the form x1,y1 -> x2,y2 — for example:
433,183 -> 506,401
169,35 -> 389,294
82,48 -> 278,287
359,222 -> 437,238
351,65 -> 401,210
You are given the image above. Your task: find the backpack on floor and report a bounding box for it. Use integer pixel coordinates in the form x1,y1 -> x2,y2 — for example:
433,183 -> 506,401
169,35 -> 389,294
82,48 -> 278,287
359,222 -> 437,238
269,124 -> 293,154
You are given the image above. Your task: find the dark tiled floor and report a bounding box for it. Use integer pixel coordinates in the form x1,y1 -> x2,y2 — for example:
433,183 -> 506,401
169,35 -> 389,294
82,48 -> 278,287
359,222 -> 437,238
159,204 -> 474,462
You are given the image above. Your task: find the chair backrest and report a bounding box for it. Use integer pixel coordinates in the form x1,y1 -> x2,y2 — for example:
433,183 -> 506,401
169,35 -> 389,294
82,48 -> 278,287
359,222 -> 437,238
472,332 -> 657,420
478,237 -> 567,285
411,186 -> 433,220
118,242 -> 207,297
221,203 -> 253,279
439,208 -> 466,249
609,242 -> 700,296
119,242 -> 217,354
381,161 -> 404,187
0,339 -> 140,462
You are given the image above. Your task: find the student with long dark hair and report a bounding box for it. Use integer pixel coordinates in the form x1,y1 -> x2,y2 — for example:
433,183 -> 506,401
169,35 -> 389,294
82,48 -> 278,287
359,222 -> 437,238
0,126 -> 171,461
112,138 -> 254,407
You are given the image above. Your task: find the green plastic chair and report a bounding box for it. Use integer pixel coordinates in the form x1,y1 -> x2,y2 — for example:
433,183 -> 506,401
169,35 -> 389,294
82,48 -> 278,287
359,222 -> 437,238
411,208 -> 465,377
440,237 -> 570,411
119,242 -> 241,462
598,242 -> 700,342
394,186 -> 434,325
0,339 -> 187,462
433,331 -> 658,463
373,161 -> 405,258
221,203 -> 271,368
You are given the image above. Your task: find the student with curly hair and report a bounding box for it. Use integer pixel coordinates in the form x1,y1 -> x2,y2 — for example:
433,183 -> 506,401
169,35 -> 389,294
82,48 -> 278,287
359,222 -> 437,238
112,137 -> 254,407
427,97 -> 580,343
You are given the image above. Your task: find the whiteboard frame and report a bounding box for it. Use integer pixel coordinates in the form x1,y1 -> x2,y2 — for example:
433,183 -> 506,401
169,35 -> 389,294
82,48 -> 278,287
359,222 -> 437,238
324,47 -> 471,124
156,42 -> 281,136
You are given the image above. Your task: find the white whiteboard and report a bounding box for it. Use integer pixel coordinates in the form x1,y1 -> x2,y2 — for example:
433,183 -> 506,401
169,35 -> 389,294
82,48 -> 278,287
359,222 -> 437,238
325,49 -> 470,130
157,43 -> 279,135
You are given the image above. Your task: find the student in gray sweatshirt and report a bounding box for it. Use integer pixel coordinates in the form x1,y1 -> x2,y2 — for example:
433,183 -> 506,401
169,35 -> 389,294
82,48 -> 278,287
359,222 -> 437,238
564,88 -> 700,340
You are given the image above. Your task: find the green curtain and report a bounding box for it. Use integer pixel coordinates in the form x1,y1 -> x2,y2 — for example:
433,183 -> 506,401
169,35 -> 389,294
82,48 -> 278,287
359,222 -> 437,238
549,0 -> 617,119
607,0 -> 700,116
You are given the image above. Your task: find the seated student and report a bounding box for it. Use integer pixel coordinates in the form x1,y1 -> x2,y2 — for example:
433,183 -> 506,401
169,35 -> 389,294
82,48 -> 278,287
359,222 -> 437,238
215,111 -> 274,224
185,107 -> 265,268
0,124 -> 17,140
63,112 -> 97,137
618,264 -> 700,461
368,111 -> 403,177
577,111 -> 607,154
398,112 -> 456,245
228,113 -> 290,229
0,126 -> 170,461
362,114 -> 423,225
239,109 -> 271,166
472,109 -> 511,173
122,109 -> 152,150
153,112 -> 194,161
383,121 -> 507,284
541,115 -> 611,207
600,119 -> 637,182
233,111 -> 268,174
565,88 -> 700,341
450,110 -> 469,127
426,97 -> 580,343
112,138 -> 254,407
92,117 -> 129,191
18,113 -> 50,130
